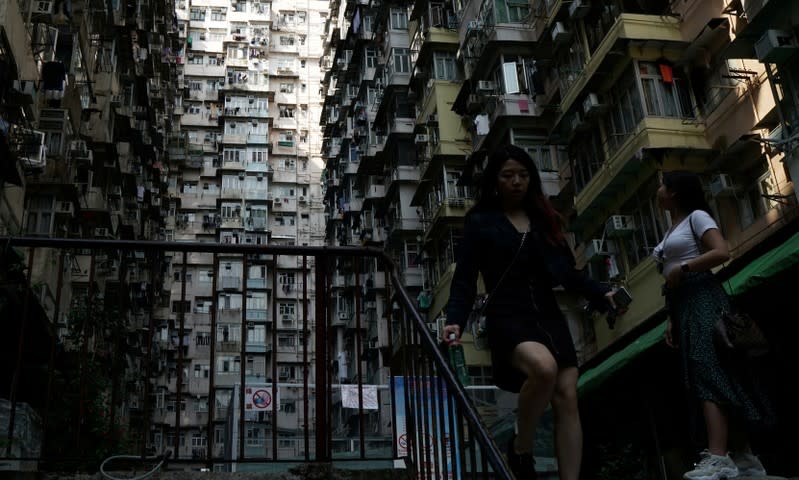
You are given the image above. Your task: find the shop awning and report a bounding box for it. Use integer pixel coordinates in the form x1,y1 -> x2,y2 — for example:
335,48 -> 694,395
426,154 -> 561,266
723,231 -> 799,296
577,322 -> 667,397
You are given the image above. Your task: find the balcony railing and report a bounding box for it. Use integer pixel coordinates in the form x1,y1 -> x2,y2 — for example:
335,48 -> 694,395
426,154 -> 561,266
0,237 -> 512,480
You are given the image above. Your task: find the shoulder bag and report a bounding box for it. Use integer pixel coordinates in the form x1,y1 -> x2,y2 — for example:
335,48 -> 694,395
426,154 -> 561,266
466,231 -> 527,350
687,214 -> 769,356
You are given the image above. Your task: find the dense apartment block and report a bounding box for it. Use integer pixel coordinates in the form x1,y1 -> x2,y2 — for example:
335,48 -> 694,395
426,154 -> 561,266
321,0 -> 799,471
1,0 -> 181,464
158,0 -> 328,467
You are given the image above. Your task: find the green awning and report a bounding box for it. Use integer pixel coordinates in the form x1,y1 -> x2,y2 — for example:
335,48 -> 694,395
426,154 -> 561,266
723,231 -> 799,296
577,322 -> 667,396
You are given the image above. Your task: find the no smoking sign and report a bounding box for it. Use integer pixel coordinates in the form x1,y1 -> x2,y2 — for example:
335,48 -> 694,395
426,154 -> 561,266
244,386 -> 276,411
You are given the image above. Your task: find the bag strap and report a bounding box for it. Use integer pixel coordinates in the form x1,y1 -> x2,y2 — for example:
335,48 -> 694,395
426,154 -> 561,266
687,211 -> 705,254
480,231 -> 527,311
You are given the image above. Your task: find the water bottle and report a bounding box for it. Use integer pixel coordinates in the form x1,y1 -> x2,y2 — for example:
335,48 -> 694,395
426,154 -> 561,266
447,333 -> 470,386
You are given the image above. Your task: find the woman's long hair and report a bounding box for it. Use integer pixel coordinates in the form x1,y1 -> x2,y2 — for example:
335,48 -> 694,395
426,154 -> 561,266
662,171 -> 714,218
471,144 -> 565,245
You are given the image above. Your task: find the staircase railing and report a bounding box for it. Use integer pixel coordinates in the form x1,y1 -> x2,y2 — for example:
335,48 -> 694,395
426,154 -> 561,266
0,236 -> 511,479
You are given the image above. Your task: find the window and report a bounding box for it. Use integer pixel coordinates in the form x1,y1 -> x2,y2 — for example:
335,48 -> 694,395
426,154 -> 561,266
279,105 -> 295,118
247,324 -> 266,343
637,61 -> 693,119
738,164 -> 778,228
279,303 -> 296,315
280,36 -> 295,46
25,195 -> 54,235
280,83 -> 294,93
434,52 -> 458,80
365,47 -> 377,68
194,364 -> 210,378
172,300 -> 190,313
188,55 -> 203,65
504,0 -> 529,22
604,65 -> 645,153
210,8 -> 226,21
278,335 -> 296,348
392,48 -> 410,74
196,332 -> 211,346
246,428 -> 263,446
503,61 -> 519,94
217,355 -> 241,373
390,8 -> 407,29
618,177 -> 669,273
279,272 -> 296,285
189,8 -> 205,20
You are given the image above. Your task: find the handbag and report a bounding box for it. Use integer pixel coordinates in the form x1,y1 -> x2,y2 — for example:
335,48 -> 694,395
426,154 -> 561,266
714,308 -> 770,357
686,214 -> 770,356
465,232 -> 527,350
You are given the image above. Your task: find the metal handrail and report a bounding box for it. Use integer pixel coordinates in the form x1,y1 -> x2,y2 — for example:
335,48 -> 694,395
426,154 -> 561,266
1,236 -> 512,479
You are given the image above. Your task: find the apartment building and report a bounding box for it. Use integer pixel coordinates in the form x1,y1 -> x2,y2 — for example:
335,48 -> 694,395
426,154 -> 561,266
321,0 -> 799,470
1,0 -> 180,463
158,0 -> 328,466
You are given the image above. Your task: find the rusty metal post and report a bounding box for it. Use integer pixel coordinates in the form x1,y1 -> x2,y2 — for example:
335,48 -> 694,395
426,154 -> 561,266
43,251 -> 65,447
6,247 -> 36,457
239,253 -> 249,461
175,251 -> 188,458
314,254 -> 329,461
207,253 -> 219,466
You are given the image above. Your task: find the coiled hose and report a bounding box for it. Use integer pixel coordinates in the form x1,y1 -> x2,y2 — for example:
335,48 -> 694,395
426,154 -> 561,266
99,450 -> 172,480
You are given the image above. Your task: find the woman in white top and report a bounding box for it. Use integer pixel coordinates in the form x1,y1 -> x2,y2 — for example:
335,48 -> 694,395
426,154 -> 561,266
654,171 -> 772,480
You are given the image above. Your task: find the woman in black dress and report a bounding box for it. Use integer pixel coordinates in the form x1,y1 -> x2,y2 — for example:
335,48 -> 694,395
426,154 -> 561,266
442,145 -> 619,480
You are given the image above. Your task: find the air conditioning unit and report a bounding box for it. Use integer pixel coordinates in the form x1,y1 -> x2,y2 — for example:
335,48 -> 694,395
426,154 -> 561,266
582,92 -> 607,116
298,195 -> 307,202
569,0 -> 591,19
274,198 -> 282,205
605,215 -> 636,237
94,227 -> 113,238
281,314 -> 293,323
414,134 -> 429,144
55,201 -> 74,215
338,312 -> 349,320
754,29 -> 799,64
476,80 -> 496,92
31,0 -> 53,14
16,129 -> 47,170
583,238 -> 615,262
110,94 -> 123,106
709,173 -> 737,197
466,20 -> 483,32
551,22 -> 573,46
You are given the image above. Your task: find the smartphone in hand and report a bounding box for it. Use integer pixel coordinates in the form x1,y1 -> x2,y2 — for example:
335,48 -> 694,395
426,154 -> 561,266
612,287 -> 633,309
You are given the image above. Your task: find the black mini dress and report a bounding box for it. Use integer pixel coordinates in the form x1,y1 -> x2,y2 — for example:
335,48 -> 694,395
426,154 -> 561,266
485,230 -> 578,393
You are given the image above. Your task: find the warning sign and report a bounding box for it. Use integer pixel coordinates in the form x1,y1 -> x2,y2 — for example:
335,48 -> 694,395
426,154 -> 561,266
244,385 -> 278,411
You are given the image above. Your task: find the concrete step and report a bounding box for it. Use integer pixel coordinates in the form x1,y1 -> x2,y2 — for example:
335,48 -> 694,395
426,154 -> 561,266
38,464 -> 410,480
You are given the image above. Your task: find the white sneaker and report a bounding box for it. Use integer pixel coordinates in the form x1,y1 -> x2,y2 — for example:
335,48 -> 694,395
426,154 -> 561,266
684,450 -> 740,480
732,453 -> 766,477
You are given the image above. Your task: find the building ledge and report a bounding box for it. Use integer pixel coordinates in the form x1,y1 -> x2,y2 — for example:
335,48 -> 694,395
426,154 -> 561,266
574,117 -> 709,218
559,13 -> 684,118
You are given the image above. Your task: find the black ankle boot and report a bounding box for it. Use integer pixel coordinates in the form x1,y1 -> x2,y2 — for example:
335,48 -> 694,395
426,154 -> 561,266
506,434 -> 537,480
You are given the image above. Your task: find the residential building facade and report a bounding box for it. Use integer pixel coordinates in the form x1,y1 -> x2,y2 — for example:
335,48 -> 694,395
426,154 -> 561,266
321,0 -> 799,472
160,0 -> 328,466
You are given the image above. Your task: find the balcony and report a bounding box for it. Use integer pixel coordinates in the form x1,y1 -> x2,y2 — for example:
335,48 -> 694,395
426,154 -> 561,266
219,275 -> 241,290
574,117 -> 709,222
557,14 -> 683,118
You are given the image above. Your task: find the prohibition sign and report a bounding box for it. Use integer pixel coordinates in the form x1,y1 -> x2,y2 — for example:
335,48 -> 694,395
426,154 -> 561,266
398,434 -> 408,449
252,389 -> 272,409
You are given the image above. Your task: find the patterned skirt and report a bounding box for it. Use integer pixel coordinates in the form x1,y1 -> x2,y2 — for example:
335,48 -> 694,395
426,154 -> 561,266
666,272 -> 775,427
